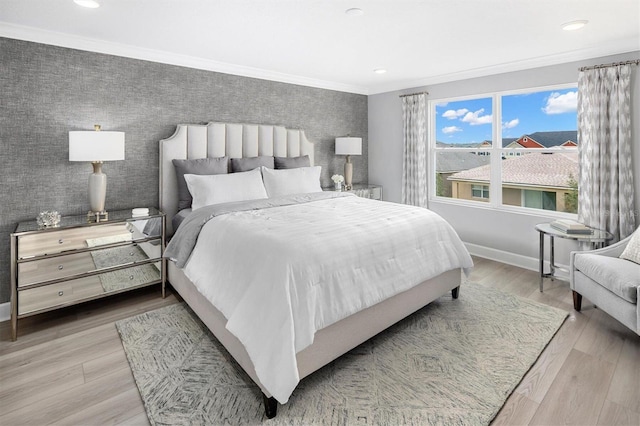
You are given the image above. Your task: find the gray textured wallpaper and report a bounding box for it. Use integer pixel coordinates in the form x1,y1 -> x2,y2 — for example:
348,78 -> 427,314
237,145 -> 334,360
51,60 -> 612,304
0,37 -> 368,304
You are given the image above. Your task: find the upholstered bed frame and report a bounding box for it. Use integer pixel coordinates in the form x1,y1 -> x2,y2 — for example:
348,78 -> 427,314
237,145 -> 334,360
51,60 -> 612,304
159,122 -> 462,418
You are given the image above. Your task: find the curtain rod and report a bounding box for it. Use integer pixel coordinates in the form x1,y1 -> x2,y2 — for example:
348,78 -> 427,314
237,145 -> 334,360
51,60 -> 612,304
399,91 -> 429,98
579,59 -> 640,71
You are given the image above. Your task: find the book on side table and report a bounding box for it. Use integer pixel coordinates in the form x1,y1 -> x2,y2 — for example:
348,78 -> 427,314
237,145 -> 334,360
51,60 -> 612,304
550,219 -> 593,234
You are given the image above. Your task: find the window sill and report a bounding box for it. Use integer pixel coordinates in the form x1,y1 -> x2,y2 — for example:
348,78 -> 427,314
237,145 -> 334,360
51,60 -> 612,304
428,196 -> 579,221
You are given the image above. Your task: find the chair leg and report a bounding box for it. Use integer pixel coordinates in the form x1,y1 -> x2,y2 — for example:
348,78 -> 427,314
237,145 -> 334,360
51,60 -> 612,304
572,291 -> 582,311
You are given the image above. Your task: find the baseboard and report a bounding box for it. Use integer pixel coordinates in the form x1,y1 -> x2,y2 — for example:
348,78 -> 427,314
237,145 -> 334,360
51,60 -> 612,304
0,302 -> 10,322
464,242 -> 569,273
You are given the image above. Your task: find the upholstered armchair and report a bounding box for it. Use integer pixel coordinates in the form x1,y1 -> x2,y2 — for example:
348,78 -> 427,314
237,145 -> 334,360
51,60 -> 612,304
570,230 -> 640,336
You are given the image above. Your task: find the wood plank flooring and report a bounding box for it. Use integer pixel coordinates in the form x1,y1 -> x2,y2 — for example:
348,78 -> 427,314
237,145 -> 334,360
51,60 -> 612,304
1,257 -> 638,425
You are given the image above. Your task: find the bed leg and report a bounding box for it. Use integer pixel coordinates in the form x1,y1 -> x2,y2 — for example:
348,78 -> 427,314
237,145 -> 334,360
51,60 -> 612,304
263,394 -> 277,419
451,286 -> 460,299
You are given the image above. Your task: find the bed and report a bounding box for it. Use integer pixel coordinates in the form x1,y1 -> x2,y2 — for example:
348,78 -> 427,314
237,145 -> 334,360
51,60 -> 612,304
160,122 -> 473,419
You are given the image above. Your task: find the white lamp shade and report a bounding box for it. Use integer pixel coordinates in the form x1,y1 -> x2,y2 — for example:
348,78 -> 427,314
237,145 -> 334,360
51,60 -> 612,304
335,137 -> 362,156
69,131 -> 125,161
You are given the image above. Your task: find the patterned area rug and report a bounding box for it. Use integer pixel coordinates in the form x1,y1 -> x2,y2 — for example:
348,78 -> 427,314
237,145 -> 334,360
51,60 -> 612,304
116,283 -> 567,425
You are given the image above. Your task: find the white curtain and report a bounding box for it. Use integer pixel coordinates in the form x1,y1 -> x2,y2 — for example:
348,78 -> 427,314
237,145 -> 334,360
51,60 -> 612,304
578,64 -> 636,241
401,93 -> 428,207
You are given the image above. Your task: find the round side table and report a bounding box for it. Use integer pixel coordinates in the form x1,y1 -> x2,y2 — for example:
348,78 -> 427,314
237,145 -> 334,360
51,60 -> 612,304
535,223 -> 613,292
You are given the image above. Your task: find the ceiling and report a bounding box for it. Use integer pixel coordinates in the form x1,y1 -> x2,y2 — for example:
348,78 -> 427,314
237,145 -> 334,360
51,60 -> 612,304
1,0 -> 638,95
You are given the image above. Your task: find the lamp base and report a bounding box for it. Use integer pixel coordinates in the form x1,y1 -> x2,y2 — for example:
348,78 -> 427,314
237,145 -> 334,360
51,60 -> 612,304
88,161 -> 108,218
344,156 -> 353,190
87,210 -> 109,223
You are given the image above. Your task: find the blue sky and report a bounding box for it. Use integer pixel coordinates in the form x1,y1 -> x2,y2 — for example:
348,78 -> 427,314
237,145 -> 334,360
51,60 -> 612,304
435,88 -> 577,145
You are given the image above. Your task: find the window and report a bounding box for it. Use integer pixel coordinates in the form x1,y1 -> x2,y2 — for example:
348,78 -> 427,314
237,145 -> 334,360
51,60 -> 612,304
472,185 -> 490,199
523,190 -> 556,211
431,85 -> 578,215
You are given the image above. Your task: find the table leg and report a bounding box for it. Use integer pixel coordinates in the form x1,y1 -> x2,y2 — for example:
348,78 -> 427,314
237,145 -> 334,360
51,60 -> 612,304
549,235 -> 555,280
539,231 -> 544,292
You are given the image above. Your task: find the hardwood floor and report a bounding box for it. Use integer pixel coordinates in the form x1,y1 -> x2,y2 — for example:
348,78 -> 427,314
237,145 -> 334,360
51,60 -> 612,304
0,257 -> 638,425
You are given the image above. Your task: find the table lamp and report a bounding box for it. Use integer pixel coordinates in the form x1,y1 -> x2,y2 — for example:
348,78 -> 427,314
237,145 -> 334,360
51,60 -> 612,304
69,125 -> 125,221
335,137 -> 362,190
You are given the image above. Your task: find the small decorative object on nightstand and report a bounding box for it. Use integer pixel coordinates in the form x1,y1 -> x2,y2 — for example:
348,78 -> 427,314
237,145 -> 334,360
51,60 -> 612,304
331,174 -> 344,191
36,211 -> 61,228
535,221 -> 612,293
10,208 -> 166,340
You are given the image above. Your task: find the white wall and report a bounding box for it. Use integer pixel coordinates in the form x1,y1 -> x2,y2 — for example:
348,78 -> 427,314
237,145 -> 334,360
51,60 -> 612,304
368,52 -> 640,269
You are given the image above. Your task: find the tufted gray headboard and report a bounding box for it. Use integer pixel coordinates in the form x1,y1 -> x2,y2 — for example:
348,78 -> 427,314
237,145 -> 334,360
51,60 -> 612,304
159,122 -> 315,235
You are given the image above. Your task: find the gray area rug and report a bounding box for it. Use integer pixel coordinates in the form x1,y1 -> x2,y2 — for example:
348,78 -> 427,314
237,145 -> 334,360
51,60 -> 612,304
116,283 -> 567,425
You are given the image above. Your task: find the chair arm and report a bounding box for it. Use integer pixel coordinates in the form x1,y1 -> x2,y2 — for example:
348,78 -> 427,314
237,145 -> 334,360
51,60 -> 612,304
581,235 -> 631,258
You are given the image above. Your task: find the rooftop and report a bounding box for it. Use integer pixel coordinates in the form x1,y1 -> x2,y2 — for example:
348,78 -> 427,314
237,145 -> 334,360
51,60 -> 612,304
436,151 -> 491,173
448,152 -> 578,188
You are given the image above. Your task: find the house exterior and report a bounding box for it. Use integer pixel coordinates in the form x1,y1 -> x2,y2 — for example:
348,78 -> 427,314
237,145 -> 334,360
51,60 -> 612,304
502,131 -> 578,157
446,152 -> 579,212
435,151 -> 491,197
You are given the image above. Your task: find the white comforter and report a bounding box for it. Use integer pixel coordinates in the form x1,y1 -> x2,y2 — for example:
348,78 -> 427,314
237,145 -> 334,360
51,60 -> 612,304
181,194 -> 473,403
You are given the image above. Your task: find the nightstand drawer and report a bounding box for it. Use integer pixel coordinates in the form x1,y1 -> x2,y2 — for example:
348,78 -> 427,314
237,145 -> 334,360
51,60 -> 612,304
17,223 -> 132,259
19,277 -> 101,315
18,262 -> 162,315
17,242 -> 160,287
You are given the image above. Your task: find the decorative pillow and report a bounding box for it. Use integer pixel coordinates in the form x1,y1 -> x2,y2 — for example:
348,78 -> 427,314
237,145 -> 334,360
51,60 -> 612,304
620,227 -> 640,264
230,156 -> 274,173
274,155 -> 311,169
261,166 -> 322,197
173,157 -> 228,210
184,168 -> 268,210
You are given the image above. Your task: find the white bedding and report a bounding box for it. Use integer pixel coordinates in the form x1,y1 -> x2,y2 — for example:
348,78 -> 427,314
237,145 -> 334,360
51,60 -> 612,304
181,195 -> 473,403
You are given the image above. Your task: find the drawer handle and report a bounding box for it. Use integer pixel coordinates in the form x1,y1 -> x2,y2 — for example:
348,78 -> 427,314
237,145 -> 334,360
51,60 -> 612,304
58,239 -> 64,244
129,275 -> 134,280
58,291 -> 64,296
58,265 -> 64,270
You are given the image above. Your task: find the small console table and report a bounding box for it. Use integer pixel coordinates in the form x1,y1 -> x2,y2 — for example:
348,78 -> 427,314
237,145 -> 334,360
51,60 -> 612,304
535,222 -> 613,292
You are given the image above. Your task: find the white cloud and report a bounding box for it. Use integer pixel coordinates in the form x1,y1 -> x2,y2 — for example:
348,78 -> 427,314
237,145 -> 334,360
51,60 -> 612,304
542,91 -> 577,114
436,102 -> 449,107
461,108 -> 492,125
442,126 -> 462,134
502,118 -> 519,129
442,108 -> 469,119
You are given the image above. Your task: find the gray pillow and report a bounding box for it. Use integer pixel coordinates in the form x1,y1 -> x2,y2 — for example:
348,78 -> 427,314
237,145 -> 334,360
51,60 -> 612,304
274,155 -> 311,169
173,156 -> 228,210
230,156 -> 274,172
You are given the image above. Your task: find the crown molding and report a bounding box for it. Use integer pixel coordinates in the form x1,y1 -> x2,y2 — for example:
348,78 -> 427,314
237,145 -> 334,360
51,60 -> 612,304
0,22 -> 370,95
368,38 -> 640,95
2,22 -> 638,97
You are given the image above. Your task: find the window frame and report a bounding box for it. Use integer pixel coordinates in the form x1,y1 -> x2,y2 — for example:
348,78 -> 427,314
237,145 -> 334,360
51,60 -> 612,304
428,83 -> 578,219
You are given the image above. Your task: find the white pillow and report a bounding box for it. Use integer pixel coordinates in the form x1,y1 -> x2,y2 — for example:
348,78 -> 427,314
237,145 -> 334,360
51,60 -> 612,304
261,166 -> 323,197
184,167 -> 268,210
620,227 -> 640,264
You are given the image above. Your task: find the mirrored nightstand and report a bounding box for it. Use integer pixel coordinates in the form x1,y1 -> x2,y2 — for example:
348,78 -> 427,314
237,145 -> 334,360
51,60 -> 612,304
10,208 -> 166,340
326,184 -> 383,200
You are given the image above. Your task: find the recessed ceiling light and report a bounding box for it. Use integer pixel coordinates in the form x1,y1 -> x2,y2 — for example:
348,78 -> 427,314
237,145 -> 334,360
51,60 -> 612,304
74,0 -> 100,8
374,69 -> 387,74
562,20 -> 588,31
345,8 -> 364,16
